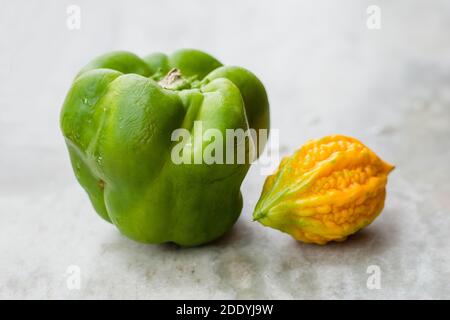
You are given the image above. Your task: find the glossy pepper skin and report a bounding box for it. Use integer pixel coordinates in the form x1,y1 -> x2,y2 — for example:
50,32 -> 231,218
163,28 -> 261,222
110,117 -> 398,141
60,49 -> 270,246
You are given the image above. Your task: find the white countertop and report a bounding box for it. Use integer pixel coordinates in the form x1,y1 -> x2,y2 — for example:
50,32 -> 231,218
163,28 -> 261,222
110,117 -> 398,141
1,0 -> 449,299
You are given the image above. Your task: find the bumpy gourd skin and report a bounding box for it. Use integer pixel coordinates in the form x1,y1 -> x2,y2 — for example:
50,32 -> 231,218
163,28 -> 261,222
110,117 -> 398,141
61,49 -> 270,246
253,135 -> 394,245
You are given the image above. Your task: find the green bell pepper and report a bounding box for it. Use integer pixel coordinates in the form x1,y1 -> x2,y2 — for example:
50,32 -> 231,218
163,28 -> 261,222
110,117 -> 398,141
60,49 -> 270,246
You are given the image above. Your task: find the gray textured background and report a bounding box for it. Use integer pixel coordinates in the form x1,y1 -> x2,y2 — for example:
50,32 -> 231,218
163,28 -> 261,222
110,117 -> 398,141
1,0 -> 449,299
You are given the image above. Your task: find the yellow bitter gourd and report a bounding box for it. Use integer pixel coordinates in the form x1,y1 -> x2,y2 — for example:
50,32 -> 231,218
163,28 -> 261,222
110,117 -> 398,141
253,135 -> 394,244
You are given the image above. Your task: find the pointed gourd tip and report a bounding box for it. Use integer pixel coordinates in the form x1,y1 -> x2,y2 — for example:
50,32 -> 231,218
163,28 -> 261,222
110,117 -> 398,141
252,210 -> 267,222
385,162 -> 395,174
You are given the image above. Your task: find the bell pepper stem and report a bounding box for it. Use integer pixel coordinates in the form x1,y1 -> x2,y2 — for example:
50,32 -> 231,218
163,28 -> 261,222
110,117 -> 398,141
159,68 -> 191,90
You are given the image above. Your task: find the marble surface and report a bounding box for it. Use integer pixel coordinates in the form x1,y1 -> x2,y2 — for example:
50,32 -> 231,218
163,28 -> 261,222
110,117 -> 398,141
1,0 -> 449,299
